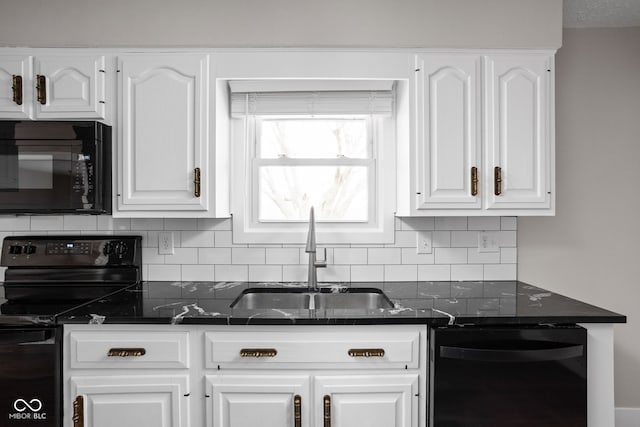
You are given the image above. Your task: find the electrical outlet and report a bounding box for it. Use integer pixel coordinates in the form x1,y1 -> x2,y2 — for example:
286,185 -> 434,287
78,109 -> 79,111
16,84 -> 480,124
416,231 -> 432,254
158,232 -> 174,255
477,232 -> 499,253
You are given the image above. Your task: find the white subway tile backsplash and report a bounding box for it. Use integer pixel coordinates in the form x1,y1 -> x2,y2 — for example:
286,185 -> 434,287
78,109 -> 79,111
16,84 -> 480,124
467,249 -> 501,264
401,248 -> 434,265
282,265 -> 307,282
181,265 -> 215,281
384,265 -> 417,281
166,247 -> 198,265
451,265 -> 484,281
182,230 -> 215,247
30,216 -> 64,231
164,218 -> 198,231
501,217 -> 517,231
232,248 -> 266,264
350,265 -> 384,282
148,264 -> 181,281
318,265 -> 351,282
0,216 -> 30,231
199,248 -> 232,264
0,215 -> 518,282
432,231 -> 451,248
484,264 -> 517,280
435,217 -> 467,230
333,248 -> 367,265
142,247 -> 165,264
468,217 -> 500,231
418,265 -> 451,281
368,248 -> 401,265
131,218 -> 163,230
451,231 -> 478,248
435,248 -> 467,264
63,215 -> 98,231
215,265 -> 249,281
265,248 -> 300,265
249,265 -> 283,282
399,217 -> 435,231
501,247 -> 518,264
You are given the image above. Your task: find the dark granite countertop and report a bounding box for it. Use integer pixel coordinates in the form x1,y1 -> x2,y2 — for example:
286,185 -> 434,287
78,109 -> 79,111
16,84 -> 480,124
49,281 -> 626,326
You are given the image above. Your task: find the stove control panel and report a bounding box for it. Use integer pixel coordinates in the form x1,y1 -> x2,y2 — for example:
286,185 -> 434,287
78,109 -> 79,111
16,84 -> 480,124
1,236 -> 142,267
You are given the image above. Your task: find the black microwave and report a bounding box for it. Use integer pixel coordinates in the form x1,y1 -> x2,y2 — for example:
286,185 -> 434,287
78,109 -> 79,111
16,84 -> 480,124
0,121 -> 111,214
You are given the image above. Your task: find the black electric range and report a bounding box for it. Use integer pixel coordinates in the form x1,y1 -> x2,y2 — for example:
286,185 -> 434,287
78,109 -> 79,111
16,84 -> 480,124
0,235 -> 142,427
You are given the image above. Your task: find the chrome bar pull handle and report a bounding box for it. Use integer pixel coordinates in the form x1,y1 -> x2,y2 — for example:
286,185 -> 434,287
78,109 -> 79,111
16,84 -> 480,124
194,167 -> 201,198
494,166 -> 502,196
471,166 -> 478,196
36,75 -> 46,105
323,395 -> 331,427
294,395 -> 302,427
12,75 -> 23,105
73,396 -> 84,427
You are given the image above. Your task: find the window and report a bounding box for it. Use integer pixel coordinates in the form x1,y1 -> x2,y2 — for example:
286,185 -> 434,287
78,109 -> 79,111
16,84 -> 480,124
230,82 -> 396,244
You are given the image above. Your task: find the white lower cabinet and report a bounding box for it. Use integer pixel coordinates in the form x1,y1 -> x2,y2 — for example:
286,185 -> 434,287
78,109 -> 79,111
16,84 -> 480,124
64,325 -> 427,427
69,375 -> 190,427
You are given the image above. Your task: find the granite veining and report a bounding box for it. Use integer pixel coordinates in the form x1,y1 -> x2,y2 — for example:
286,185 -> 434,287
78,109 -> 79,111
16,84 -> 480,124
46,281 -> 625,326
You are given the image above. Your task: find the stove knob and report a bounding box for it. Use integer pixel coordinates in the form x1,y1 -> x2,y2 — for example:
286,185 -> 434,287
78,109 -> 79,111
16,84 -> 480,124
115,242 -> 128,256
24,245 -> 36,255
103,242 -> 114,255
9,245 -> 22,254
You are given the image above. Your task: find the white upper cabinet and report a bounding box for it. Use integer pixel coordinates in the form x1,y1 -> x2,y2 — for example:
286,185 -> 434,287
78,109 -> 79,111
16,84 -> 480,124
400,51 -> 555,216
414,54 -> 482,210
116,53 -> 228,218
0,54 -> 108,120
484,54 -> 553,211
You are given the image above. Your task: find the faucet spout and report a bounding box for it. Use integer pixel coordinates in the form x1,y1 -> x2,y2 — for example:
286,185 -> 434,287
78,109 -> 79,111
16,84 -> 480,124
305,207 -> 326,291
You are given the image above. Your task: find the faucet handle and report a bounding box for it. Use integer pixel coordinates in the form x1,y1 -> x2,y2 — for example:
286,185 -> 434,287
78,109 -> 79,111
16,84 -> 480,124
315,247 -> 327,268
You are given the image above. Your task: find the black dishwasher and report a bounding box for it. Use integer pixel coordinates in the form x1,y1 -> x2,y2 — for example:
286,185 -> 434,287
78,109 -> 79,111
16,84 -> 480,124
0,328 -> 59,426
430,325 -> 587,427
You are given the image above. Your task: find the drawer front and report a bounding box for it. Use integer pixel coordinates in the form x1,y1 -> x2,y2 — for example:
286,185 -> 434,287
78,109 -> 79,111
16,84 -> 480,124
205,327 -> 421,369
69,331 -> 189,369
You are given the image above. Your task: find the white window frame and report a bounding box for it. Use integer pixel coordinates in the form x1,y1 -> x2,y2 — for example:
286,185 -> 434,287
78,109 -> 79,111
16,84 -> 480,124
231,106 -> 396,245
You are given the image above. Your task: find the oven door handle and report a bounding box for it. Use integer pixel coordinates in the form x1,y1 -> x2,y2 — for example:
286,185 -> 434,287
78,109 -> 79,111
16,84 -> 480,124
0,330 -> 54,345
439,343 -> 584,362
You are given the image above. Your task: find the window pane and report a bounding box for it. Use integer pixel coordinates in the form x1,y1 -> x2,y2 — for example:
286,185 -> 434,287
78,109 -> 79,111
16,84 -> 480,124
259,118 -> 368,159
258,166 -> 368,221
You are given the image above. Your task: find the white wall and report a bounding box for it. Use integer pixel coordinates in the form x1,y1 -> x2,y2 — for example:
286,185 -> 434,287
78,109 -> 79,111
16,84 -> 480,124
518,27 -> 640,408
0,0 -> 561,48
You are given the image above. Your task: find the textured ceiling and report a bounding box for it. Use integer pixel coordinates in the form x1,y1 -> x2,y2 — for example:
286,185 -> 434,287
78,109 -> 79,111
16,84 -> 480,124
564,0 -> 640,28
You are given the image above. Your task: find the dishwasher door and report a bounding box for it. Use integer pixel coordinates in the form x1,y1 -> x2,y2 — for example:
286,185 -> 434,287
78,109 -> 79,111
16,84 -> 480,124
430,325 -> 587,427
0,328 -> 59,427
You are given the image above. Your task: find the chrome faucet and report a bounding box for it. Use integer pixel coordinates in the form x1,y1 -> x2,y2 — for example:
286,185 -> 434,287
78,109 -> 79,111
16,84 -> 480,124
305,207 -> 326,291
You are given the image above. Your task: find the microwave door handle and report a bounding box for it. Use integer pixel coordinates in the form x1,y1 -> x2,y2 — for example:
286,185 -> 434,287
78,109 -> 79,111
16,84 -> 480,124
439,344 -> 585,363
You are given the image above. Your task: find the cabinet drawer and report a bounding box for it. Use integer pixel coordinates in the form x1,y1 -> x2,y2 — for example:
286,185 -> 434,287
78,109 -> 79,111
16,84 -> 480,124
205,327 -> 421,369
69,331 -> 189,369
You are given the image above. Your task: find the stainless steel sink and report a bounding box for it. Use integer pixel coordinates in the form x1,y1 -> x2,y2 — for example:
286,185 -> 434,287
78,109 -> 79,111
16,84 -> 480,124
230,288 -> 394,310
230,290 -> 311,310
313,291 -> 394,309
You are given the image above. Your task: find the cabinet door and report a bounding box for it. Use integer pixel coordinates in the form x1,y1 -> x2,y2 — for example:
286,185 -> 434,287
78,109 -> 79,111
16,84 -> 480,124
206,374 -> 310,427
414,54 -> 482,210
118,54 -> 210,213
0,55 -> 32,118
315,374 -> 418,427
69,375 -> 189,427
34,55 -> 106,119
484,54 -> 553,210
